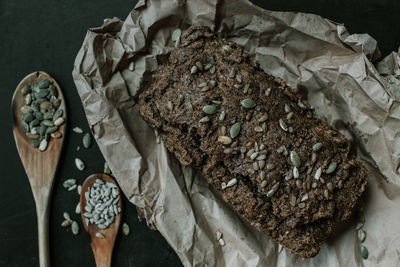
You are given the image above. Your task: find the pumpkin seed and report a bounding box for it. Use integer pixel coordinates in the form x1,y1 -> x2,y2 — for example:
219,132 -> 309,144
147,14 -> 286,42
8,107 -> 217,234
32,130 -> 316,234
37,79 -> 51,89
258,114 -> 268,122
41,120 -> 54,127
312,142 -> 323,151
40,101 -> 52,110
358,229 -> 366,243
22,85 -> 31,95
230,123 -> 240,138
53,109 -> 63,120
54,117 -> 64,126
34,111 -> 43,120
23,113 -> 34,123
73,127 -> 83,134
26,133 -> 39,139
241,99 -> 256,109
38,125 -> 47,136
39,139 -> 48,151
71,221 -> 79,235
32,139 -> 41,148
21,105 -> 32,114
46,126 -> 58,134
83,133 -> 92,149
24,94 -> 32,105
31,102 -> 40,112
53,99 -> 61,109
360,245 -> 368,259
218,136 -> 232,145
203,105 -> 217,115
290,151 -> 301,167
75,158 -> 85,171
36,89 -> 49,98
29,119 -> 40,128
325,162 -> 337,174
21,121 -> 29,132
279,119 -> 288,132
49,86 -> 58,97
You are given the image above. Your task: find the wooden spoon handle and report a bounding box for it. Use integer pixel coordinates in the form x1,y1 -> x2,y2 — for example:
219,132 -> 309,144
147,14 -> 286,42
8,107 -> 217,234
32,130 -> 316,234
91,243 -> 112,267
36,201 -> 50,267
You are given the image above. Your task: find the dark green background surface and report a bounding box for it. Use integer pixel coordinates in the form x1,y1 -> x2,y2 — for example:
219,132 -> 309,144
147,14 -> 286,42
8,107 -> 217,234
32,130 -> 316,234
0,1 -> 399,266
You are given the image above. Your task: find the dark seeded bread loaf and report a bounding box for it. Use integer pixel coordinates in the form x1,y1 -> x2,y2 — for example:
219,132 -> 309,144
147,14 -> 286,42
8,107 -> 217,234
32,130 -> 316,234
138,26 -> 367,258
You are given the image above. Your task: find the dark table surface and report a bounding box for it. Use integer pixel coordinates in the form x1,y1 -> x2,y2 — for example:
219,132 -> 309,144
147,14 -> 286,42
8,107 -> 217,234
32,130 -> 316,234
0,1 -> 399,266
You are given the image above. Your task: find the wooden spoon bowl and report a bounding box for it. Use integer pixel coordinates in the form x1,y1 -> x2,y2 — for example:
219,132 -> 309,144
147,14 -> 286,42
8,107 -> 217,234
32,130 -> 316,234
80,174 -> 122,267
12,71 -> 67,267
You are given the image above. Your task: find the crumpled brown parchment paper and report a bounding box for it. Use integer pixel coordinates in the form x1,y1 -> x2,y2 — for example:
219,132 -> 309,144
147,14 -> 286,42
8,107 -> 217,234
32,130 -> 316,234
72,0 -> 400,266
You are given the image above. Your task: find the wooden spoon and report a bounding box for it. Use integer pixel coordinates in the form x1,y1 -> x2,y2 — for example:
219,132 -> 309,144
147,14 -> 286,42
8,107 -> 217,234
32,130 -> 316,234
80,174 -> 122,267
12,71 -> 67,267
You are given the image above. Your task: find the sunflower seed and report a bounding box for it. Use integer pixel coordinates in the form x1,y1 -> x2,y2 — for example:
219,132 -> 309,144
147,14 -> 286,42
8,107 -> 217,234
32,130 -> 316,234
253,162 -> 259,170
39,139 -> 48,151
254,126 -> 263,132
190,66 -> 198,74
326,182 -> 334,192
297,101 -> 306,109
75,158 -> 85,171
210,66 -> 216,74
290,151 -> 301,167
199,116 -> 210,123
338,180 -> 344,189
204,63 -> 212,71
235,74 -> 242,83
257,154 -> 266,161
265,88 -> 271,96
314,167 -> 322,180
312,182 -> 317,188
247,149 -> 255,157
218,136 -> 232,145
358,229 -> 366,243
230,123 -> 241,138
241,99 -> 256,109
195,61 -> 203,71
240,147 -> 247,153
219,238 -> 225,246
324,189 -> 329,199
209,80 -> 216,87
311,153 -> 317,163
360,245 -> 368,259
71,221 -> 79,235
284,104 -> 291,113
221,182 -> 227,190
250,152 -> 259,160
286,112 -> 294,120
312,142 -> 323,151
167,101 -> 173,111
266,188 -> 275,198
325,162 -> 337,174
260,180 -> 268,188
226,178 -> 237,188
293,166 -> 299,178
83,133 -> 92,149
61,219 -> 72,227
279,119 -> 288,132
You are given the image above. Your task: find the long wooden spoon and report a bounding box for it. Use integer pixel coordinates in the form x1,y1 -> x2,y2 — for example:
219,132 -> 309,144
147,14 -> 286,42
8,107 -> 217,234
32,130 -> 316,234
80,174 -> 122,267
12,71 -> 67,267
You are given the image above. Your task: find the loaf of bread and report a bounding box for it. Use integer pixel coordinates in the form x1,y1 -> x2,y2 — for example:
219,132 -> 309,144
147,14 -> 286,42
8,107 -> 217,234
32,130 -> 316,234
138,27 -> 367,258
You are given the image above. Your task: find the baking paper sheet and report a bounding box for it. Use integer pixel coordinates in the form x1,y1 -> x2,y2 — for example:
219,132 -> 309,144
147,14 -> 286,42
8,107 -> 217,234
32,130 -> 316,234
72,0 -> 400,266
